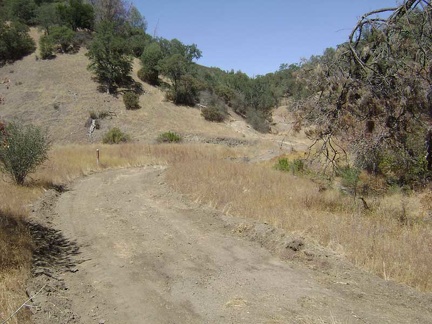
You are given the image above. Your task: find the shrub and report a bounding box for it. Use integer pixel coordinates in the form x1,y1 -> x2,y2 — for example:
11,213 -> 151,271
89,111 -> 98,119
201,106 -> 226,122
102,127 -> 130,144
274,158 -> 305,174
173,75 -> 200,106
49,26 -> 75,53
39,34 -> 54,59
0,121 -> 50,185
137,67 -> 159,86
157,131 -> 182,143
123,92 -> 140,110
246,109 -> 270,133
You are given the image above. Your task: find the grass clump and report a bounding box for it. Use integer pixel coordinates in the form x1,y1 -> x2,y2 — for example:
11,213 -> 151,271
102,127 -> 130,144
274,158 -> 305,174
157,131 -> 182,143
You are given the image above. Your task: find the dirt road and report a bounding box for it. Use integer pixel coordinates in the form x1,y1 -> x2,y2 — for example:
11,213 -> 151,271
29,167 -> 432,323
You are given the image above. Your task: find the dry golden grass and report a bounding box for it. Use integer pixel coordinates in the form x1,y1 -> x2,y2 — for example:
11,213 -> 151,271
165,156 -> 432,291
1,142 -> 432,323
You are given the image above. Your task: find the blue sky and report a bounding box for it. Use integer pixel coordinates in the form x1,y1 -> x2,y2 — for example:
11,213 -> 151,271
134,0 -> 400,76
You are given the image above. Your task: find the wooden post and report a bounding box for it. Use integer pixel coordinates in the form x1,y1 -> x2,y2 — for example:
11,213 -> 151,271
96,149 -> 100,166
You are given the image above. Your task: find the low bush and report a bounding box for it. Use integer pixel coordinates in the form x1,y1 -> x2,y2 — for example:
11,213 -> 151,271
246,109 -> 270,133
201,106 -> 226,122
157,131 -> 182,143
137,67 -> 159,86
102,127 -> 130,144
123,92 -> 140,110
0,121 -> 50,185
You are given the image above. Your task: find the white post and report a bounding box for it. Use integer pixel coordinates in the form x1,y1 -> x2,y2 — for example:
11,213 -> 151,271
96,149 -> 100,166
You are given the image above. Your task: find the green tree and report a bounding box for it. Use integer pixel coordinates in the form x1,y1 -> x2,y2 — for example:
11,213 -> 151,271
0,122 -> 50,185
87,20 -> 132,93
34,3 -> 61,34
123,91 -> 140,110
127,6 -> 147,30
159,53 -> 200,105
139,42 -> 163,85
159,38 -> 201,61
0,20 -> 35,65
5,0 -> 37,24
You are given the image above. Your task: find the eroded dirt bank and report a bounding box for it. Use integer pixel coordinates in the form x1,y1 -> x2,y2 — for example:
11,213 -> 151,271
28,167 -> 432,323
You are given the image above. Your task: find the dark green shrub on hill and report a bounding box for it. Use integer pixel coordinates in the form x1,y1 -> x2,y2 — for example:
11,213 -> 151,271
123,92 -> 140,110
49,26 -> 76,53
201,106 -> 226,122
246,109 -> 270,133
39,34 -> 54,59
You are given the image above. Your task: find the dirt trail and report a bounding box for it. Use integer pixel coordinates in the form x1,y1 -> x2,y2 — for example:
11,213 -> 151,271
29,167 -> 432,323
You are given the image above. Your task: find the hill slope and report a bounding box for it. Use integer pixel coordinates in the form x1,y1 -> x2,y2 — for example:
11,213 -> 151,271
0,29 -> 310,153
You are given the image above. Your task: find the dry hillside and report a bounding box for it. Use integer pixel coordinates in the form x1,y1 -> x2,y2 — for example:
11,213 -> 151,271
0,29 -> 307,153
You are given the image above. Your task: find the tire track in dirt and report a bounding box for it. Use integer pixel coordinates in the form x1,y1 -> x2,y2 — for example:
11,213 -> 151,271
30,167 -> 432,323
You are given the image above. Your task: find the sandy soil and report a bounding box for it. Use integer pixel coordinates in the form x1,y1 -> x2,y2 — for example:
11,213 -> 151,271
27,167 -> 432,324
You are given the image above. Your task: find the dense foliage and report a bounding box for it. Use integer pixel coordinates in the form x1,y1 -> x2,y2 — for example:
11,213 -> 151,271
87,20 -> 133,93
0,19 -> 35,65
